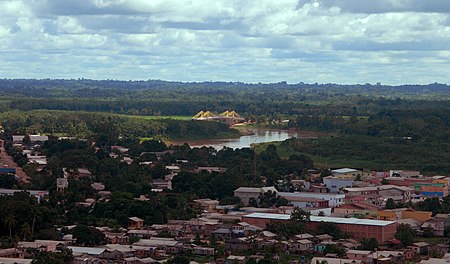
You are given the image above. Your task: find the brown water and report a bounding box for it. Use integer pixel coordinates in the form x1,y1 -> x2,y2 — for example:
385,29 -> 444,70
175,128 -> 301,150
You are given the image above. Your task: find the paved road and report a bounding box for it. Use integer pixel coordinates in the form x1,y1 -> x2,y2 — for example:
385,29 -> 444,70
0,139 -> 30,183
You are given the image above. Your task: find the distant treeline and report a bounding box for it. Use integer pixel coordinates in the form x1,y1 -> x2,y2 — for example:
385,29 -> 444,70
0,111 -> 238,141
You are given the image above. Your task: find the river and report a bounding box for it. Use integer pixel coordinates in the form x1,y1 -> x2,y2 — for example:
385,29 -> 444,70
176,128 -> 301,150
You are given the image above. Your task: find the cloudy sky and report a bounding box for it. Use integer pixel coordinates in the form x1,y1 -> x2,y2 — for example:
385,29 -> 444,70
1,0 -> 449,84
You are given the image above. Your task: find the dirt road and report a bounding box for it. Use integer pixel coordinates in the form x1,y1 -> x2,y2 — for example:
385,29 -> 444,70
0,139 -> 30,183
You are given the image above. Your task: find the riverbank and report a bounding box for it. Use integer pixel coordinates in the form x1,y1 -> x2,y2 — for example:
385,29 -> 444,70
169,128 -> 326,150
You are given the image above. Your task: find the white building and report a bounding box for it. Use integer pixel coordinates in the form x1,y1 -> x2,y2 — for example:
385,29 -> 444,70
278,192 -> 345,207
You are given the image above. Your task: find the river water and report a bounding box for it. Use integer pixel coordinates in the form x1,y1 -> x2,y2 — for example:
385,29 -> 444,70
179,129 -> 300,150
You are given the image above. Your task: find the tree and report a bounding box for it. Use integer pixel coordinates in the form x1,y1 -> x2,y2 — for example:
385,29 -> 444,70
31,248 -> 73,264
247,258 -> 258,264
323,244 -> 345,257
72,224 -> 105,246
248,197 -> 258,207
395,224 -> 416,246
381,178 -> 389,185
4,214 -> 16,238
316,222 -> 349,240
166,256 -> 190,264
291,207 -> 311,222
385,198 -> 396,209
20,222 -> 32,241
0,174 -> 17,188
359,237 -> 379,250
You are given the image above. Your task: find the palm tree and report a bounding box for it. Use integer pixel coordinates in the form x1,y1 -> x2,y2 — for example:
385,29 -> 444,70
4,214 -> 17,238
20,222 -> 32,241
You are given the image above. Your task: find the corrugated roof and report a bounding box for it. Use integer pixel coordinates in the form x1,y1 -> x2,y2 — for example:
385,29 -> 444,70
332,168 -> 359,174
243,213 -> 396,226
68,246 -> 106,255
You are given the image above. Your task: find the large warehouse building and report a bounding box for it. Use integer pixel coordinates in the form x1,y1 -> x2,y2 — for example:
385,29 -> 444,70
242,213 -> 397,242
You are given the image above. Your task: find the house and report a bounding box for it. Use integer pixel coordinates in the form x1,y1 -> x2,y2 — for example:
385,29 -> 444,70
0,258 -> 32,264
104,232 -> 129,244
129,217 -> 145,230
378,185 -> 413,202
429,244 -> 449,257
289,239 -> 314,253
234,186 -> 278,206
29,135 -> 49,143
133,238 -> 182,254
18,240 -> 68,253
410,242 -> 430,255
165,165 -> 181,173
127,229 -> 158,239
311,185 -> 328,193
368,250 -> 405,263
227,255 -> 247,264
0,248 -> 25,259
78,168 -> 92,178
310,257 -> 361,264
184,245 -> 215,256
343,187 -> 378,197
281,196 -> 329,208
278,192 -> 345,207
111,146 -> 129,153
152,179 -> 172,190
316,234 -> 333,243
334,203 -> 380,217
0,188 -> 49,203
346,249 -> 371,261
56,178 -> 69,192
91,182 -> 105,191
194,167 -> 227,173
212,228 -> 234,241
194,199 -> 220,212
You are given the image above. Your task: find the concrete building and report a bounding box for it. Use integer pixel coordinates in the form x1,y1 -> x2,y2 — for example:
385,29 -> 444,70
323,175 -> 355,193
278,192 -> 345,207
0,188 -> 49,203
234,186 -> 278,206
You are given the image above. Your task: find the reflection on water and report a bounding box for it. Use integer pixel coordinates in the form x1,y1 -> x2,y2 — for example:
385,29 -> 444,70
186,129 -> 299,150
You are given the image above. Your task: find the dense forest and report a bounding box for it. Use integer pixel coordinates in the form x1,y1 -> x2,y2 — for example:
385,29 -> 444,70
0,79 -> 449,116
0,78 -> 449,173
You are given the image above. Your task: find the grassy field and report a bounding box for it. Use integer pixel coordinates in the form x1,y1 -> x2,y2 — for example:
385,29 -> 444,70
119,114 -> 192,121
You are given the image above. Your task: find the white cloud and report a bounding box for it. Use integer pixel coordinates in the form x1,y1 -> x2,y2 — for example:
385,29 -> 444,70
0,0 -> 449,84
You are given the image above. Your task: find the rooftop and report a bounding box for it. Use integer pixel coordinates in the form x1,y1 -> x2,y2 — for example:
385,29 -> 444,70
243,213 -> 396,226
332,168 -> 360,174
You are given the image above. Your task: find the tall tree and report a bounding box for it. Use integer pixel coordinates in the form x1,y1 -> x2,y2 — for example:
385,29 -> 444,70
4,214 -> 17,238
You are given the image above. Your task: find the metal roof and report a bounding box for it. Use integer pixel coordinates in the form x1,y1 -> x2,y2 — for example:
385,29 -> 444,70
332,168 -> 359,174
243,213 -> 396,226
68,246 -> 106,255
243,213 -> 291,220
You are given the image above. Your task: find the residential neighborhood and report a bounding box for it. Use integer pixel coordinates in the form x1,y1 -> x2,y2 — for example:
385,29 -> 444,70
1,133 -> 450,264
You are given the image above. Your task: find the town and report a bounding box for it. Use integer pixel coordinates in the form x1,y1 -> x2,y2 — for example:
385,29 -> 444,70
1,132 -> 449,264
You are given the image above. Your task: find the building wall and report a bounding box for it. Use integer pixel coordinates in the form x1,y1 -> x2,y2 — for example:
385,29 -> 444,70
278,192 -> 345,207
323,178 -> 354,193
306,221 -> 397,242
234,192 -> 259,206
242,216 -> 397,242
377,211 -> 398,221
402,210 -> 432,222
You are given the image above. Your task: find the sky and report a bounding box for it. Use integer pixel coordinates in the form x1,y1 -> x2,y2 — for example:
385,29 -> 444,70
0,0 -> 450,84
